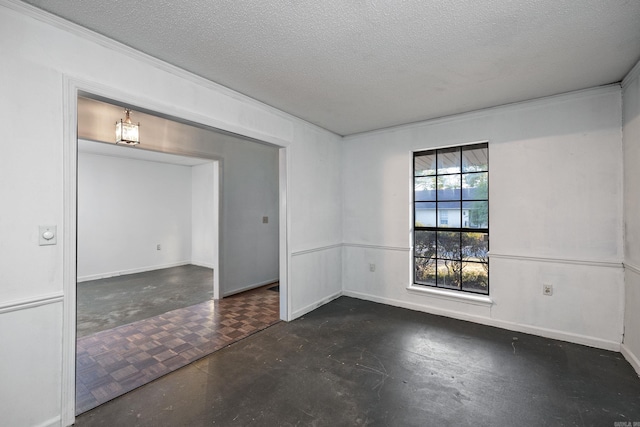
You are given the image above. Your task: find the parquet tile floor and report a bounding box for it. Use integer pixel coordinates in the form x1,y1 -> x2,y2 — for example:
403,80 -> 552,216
76,285 -> 279,414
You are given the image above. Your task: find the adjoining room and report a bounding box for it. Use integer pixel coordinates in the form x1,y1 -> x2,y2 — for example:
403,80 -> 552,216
74,97 -> 281,413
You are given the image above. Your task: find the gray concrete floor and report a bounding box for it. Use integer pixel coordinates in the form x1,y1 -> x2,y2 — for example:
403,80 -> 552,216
77,265 -> 213,337
74,296 -> 640,426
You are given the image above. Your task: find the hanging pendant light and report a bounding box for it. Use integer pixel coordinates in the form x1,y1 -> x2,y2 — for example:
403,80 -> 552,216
115,109 -> 140,145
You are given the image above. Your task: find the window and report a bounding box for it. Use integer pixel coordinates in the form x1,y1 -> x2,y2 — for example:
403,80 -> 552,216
440,210 -> 448,225
413,143 -> 489,294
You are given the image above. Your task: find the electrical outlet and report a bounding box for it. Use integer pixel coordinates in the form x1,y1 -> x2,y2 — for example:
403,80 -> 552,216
543,283 -> 553,296
157,244 -> 161,250
369,263 -> 376,272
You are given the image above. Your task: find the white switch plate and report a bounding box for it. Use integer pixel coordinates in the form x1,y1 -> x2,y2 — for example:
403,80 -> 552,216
39,225 -> 57,246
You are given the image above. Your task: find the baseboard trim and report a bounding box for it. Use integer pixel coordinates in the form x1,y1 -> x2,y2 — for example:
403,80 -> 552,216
191,260 -> 215,269
621,344 -> 640,377
33,415 -> 61,427
0,292 -> 64,315
291,291 -> 343,320
222,278 -> 279,297
342,290 -> 621,352
76,261 -> 191,282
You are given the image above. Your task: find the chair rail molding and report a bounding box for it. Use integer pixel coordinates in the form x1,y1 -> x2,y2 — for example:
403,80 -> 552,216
489,252 -> 623,269
0,292 -> 64,315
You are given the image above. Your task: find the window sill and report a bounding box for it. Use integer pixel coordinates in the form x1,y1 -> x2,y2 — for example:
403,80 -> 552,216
406,285 -> 493,306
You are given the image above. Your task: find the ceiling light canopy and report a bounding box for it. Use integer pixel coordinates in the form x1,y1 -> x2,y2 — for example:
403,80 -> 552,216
115,109 -> 140,145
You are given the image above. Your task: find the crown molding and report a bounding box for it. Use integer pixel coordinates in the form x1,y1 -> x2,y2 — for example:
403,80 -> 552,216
622,59 -> 640,90
344,84 -> 621,141
0,0 -> 339,139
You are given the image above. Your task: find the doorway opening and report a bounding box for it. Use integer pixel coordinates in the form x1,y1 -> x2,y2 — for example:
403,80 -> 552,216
73,94 -> 284,414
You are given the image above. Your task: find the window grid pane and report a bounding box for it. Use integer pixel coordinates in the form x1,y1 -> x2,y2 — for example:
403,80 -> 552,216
415,153 -> 437,176
414,143 -> 489,295
462,144 -> 488,172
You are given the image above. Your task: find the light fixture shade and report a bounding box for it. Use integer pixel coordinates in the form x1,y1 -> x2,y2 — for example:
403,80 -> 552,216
115,109 -> 140,145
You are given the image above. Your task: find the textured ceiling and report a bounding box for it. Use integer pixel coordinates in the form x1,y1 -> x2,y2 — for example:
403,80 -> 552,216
22,0 -> 640,135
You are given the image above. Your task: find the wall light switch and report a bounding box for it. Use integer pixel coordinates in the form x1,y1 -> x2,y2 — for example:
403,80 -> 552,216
39,225 -> 57,246
263,216 -> 269,224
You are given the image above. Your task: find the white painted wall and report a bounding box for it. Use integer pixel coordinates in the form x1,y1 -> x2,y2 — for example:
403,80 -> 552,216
0,2 -> 342,426
77,152 -> 193,280
191,162 -> 216,269
342,86 -> 625,350
289,125 -> 344,316
219,140 -> 280,295
622,61 -> 640,375
0,302 -> 62,427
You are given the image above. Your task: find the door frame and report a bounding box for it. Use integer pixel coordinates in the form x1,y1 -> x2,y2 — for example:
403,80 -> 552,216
61,77 -> 291,425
